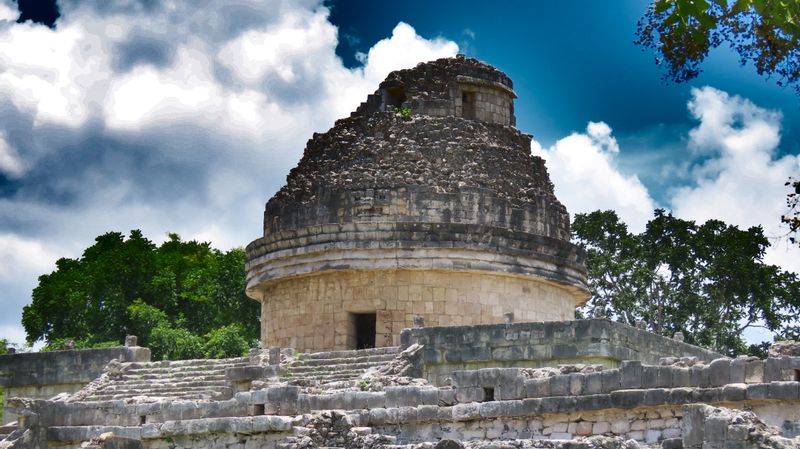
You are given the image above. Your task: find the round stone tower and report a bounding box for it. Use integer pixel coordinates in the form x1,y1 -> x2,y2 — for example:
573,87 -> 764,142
246,55 -> 589,352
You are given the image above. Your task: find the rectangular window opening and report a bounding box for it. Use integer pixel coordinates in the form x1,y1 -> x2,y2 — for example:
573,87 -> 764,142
253,404 -> 265,415
483,387 -> 495,402
794,369 -> 800,381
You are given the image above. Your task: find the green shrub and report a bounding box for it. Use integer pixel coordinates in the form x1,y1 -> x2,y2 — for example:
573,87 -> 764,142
149,323 -> 204,360
41,338 -> 120,352
204,324 -> 249,359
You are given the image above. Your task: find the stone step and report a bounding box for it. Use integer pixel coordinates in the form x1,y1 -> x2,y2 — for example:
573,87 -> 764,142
121,373 -> 229,382
84,386 -> 232,401
126,357 -> 250,369
95,379 -> 230,391
292,353 -> 397,367
298,346 -> 398,361
285,361 -> 389,374
285,373 -> 363,382
124,362 -> 250,375
91,384 -> 231,395
0,424 -> 17,441
285,372 -> 366,383
282,371 -> 373,382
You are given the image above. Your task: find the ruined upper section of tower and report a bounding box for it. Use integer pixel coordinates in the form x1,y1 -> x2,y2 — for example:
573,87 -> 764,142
261,55 -> 571,242
352,54 -> 517,126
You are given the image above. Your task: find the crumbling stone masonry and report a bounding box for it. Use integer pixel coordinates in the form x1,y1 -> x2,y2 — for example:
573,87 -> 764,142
0,343 -> 150,424
246,55 -> 588,353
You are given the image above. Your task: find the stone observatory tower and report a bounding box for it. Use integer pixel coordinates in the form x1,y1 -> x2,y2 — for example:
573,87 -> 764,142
246,55 -> 588,352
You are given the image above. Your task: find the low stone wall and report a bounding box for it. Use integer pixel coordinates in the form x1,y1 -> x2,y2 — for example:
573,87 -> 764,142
400,320 -> 723,385
9,356 -> 800,448
0,345 -> 150,424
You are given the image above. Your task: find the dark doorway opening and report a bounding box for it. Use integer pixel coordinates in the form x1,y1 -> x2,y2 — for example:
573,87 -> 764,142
462,91 -> 476,120
353,313 -> 376,349
384,87 -> 406,110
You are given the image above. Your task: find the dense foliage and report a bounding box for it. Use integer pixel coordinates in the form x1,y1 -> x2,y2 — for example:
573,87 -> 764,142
573,209 -> 800,356
22,231 -> 259,360
636,0 -> 800,94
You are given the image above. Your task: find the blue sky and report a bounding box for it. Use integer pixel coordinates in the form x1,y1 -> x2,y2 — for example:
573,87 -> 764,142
0,0 -> 797,347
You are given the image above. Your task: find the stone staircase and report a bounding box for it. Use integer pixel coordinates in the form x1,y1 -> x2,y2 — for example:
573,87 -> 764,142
0,424 -> 18,441
75,357 -> 251,402
281,346 -> 399,388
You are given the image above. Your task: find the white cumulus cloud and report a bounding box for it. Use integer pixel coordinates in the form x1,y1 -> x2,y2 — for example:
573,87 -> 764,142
670,86 -> 800,272
533,121 -> 657,232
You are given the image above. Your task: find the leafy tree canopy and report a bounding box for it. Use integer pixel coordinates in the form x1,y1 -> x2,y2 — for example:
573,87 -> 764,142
22,231 -> 259,360
573,209 -> 800,356
636,0 -> 800,94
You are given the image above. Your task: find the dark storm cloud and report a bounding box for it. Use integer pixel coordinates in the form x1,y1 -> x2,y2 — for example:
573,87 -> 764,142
58,0 -> 305,43
112,32 -> 174,72
16,0 -> 60,28
15,126 -> 220,204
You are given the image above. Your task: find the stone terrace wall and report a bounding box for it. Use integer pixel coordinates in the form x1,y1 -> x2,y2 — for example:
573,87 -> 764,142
400,320 -> 723,385
11,356 -> 800,448
0,346 -> 150,423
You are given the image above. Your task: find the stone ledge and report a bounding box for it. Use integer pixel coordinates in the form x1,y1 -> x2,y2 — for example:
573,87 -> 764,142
246,246 -> 588,300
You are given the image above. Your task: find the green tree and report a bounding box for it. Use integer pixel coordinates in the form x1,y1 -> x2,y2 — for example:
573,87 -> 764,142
22,230 -> 259,359
22,230 -> 157,345
203,324 -> 250,359
636,0 -> 800,94
573,209 -> 800,356
149,322 -> 205,360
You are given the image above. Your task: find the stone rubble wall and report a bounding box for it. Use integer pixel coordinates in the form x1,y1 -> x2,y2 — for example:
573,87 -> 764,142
400,320 -> 723,385
0,346 -> 150,424
264,113 -> 559,224
352,56 -> 514,120
682,404 -> 800,449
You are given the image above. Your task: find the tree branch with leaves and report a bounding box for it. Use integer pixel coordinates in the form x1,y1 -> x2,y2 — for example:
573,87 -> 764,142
636,0 -> 800,95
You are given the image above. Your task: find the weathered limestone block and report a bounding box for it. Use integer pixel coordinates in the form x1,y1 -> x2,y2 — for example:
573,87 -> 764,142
525,378 -> 550,398
708,359 -> 732,386
452,403 -> 481,422
745,360 -> 764,383
620,361 -> 642,389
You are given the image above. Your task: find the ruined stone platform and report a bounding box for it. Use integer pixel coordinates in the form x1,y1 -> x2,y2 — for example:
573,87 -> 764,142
3,321 -> 800,449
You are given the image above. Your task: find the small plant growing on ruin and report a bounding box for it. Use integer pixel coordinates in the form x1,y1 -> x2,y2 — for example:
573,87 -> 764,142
398,107 -> 412,121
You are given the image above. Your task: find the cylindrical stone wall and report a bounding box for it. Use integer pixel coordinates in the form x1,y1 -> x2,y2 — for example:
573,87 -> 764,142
257,269 -> 579,352
246,57 -> 590,353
